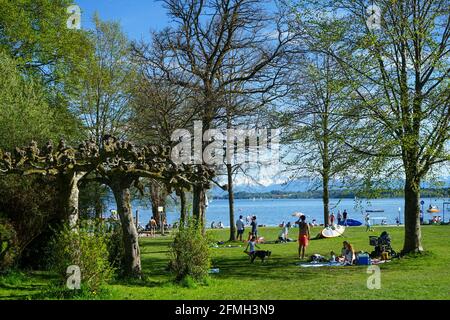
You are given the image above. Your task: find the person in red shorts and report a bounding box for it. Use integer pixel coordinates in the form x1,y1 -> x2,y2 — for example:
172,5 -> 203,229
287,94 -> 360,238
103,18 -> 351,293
295,215 -> 310,259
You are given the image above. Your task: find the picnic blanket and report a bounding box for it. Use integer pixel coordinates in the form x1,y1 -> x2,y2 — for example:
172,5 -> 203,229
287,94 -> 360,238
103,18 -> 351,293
297,260 -> 391,267
297,262 -> 343,268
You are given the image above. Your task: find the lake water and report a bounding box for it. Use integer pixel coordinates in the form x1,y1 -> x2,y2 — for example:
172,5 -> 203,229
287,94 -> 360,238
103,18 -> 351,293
108,197 -> 449,227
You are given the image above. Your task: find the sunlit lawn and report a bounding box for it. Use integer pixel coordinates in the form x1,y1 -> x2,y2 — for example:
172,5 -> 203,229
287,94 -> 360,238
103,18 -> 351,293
1,225 -> 450,300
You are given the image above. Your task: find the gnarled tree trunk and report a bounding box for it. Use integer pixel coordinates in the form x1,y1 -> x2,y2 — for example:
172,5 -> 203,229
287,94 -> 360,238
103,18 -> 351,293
111,183 -> 141,278
150,180 -> 167,227
59,171 -> 86,228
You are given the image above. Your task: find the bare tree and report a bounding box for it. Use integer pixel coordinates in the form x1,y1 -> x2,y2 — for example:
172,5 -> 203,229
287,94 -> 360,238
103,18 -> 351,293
132,0 -> 297,230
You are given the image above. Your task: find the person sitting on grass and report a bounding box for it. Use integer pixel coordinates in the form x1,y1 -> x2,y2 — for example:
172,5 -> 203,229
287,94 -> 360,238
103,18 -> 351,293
340,241 -> 355,265
278,229 -> 286,243
244,236 -> 260,257
330,251 -> 337,263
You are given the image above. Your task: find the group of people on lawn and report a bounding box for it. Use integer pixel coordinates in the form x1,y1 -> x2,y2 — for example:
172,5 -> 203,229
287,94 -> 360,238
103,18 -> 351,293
238,214 -> 357,265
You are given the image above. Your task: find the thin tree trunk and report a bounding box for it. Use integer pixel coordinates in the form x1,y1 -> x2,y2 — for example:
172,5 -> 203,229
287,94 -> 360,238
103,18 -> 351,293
112,185 -> 141,278
322,109 -> 330,227
227,163 -> 236,241
178,189 -> 187,225
322,172 -> 330,227
193,185 -> 206,234
402,174 -> 423,253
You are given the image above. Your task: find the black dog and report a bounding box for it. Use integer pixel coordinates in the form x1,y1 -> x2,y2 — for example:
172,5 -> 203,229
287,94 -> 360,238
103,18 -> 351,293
250,250 -> 272,263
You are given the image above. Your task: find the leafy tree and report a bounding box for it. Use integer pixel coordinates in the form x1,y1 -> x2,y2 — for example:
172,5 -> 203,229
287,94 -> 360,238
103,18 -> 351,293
0,0 -> 91,87
74,14 -> 137,144
288,0 -> 449,253
282,52 -> 359,226
0,50 -> 78,150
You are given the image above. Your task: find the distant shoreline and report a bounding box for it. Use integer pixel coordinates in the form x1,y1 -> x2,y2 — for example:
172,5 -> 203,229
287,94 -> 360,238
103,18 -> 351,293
212,188 -> 449,200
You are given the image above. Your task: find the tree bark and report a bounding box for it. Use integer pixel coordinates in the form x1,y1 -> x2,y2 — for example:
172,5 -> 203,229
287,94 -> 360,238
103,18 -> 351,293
193,184 -> 206,233
150,180 -> 167,226
112,185 -> 141,278
227,163 -> 236,241
59,171 -> 86,229
177,188 -> 187,225
322,172 -> 330,227
402,175 -> 423,253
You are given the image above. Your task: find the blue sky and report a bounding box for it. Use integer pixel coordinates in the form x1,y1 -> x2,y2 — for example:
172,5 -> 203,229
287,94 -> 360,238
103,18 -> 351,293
76,0 -> 170,40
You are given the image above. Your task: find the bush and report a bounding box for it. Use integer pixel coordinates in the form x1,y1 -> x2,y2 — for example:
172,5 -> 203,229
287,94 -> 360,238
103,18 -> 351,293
0,218 -> 18,272
49,223 -> 114,292
105,219 -> 125,275
0,175 -> 61,270
168,218 -> 211,282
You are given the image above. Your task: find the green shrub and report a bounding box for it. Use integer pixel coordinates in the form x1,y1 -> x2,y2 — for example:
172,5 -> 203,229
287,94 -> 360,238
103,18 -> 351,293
49,223 -> 114,292
105,219 -> 125,274
168,218 -> 211,282
0,217 -> 18,272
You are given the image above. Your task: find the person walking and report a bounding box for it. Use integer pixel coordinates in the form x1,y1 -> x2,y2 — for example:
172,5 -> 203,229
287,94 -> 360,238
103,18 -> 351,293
236,215 -> 245,241
295,215 -> 310,260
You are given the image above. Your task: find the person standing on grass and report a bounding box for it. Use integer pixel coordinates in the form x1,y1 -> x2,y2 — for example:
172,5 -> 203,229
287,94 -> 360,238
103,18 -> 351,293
365,213 -> 373,232
150,216 -> 157,237
236,215 -> 245,241
251,215 -> 258,238
330,212 -> 335,226
337,211 -> 342,225
343,209 -> 348,226
295,215 -> 310,259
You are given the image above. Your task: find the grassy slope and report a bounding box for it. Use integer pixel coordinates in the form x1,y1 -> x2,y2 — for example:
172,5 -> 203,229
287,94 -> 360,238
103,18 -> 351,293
1,225 -> 449,300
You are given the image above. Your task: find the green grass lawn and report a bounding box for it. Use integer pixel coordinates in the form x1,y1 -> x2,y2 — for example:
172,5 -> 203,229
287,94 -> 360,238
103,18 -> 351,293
1,225 -> 450,300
